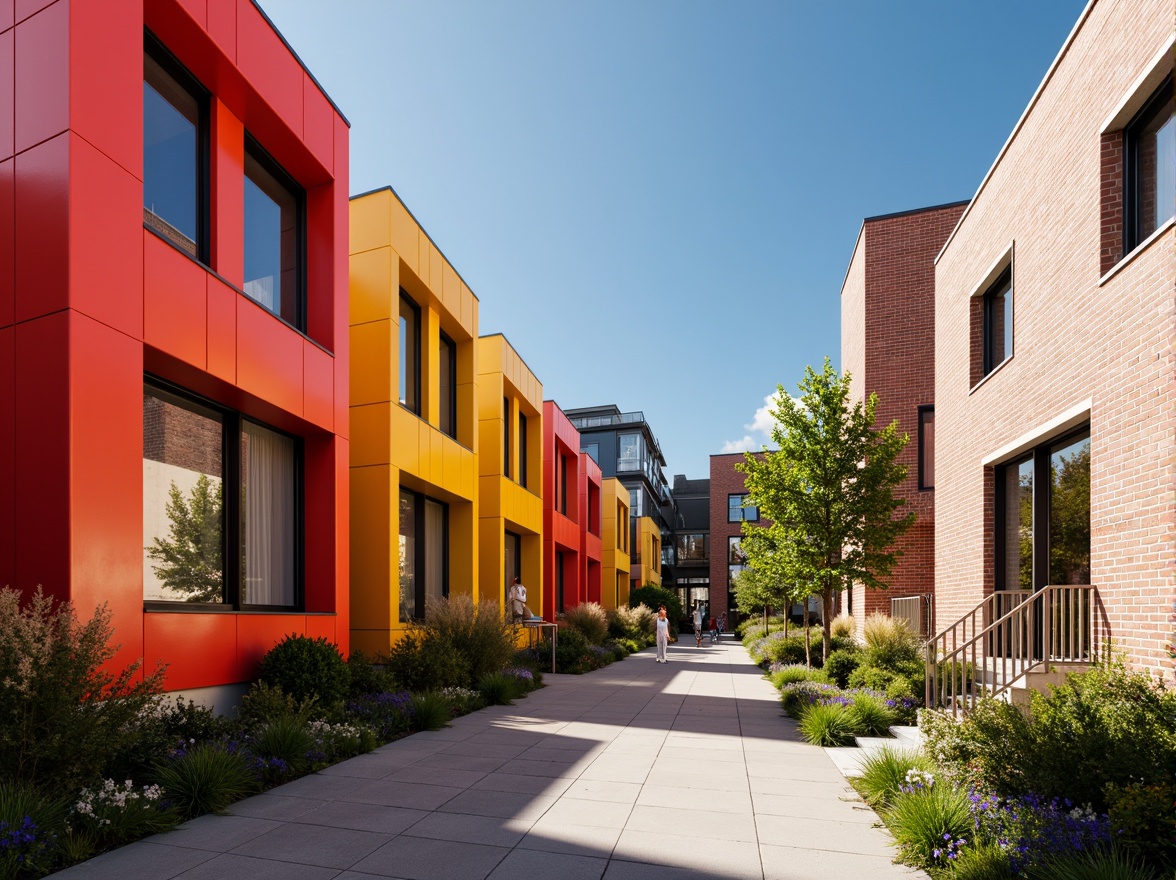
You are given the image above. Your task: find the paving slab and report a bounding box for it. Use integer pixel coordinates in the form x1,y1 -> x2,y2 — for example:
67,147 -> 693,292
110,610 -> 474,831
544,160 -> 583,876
56,640 -> 928,880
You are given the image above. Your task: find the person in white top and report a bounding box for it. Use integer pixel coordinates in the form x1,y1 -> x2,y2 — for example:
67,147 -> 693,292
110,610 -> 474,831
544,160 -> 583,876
655,605 -> 670,662
692,605 -> 703,647
508,576 -> 534,622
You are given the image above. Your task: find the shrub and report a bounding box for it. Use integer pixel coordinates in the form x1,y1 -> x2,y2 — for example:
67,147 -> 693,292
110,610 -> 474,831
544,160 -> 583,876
969,792 -> 1111,875
249,717 -> 316,777
477,673 -> 517,706
411,693 -> 452,731
153,744 -> 256,819
847,691 -> 895,737
0,783 -> 67,875
755,632 -> 824,668
1105,779 -> 1176,871
797,702 -> 857,747
307,720 -> 376,763
236,681 -> 319,729
385,631 -> 468,693
106,695 -> 227,783
257,635 -> 350,714
823,648 -> 862,688
1027,849 -> 1160,880
0,588 -> 166,795
861,613 -> 921,670
736,614 -> 787,639
608,604 -> 654,641
949,843 -> 1016,880
769,664 -> 831,688
345,692 -> 414,741
347,650 -> 396,697
852,746 -> 935,809
549,628 -> 590,674
603,639 -> 629,660
70,778 -> 177,847
562,602 -> 609,645
779,681 -> 843,717
629,587 -> 680,633
920,700 -> 1034,797
502,666 -> 540,692
421,596 -> 519,685
830,614 -> 856,640
886,778 -> 973,870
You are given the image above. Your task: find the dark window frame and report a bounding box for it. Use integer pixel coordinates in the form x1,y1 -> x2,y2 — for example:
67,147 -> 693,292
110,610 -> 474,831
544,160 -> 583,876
918,405 -> 935,491
1125,73 -> 1175,252
518,412 -> 528,489
727,493 -> 759,522
243,133 -> 307,332
143,30 -> 210,265
399,290 -> 422,415
143,377 -> 304,613
438,331 -> 457,439
503,397 -> 511,479
982,266 -> 1013,376
558,452 -> 568,516
399,487 -> 450,622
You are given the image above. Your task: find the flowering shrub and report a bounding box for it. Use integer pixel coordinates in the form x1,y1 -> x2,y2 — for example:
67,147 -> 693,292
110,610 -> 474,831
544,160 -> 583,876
307,720 -> 375,763
71,779 -> 176,846
886,773 -> 973,870
968,791 -> 1110,873
345,692 -> 414,741
0,816 -> 56,879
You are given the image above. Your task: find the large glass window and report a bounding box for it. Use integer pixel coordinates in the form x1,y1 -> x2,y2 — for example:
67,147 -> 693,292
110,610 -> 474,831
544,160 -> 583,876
629,488 -> 642,518
676,533 -> 708,562
556,550 -> 566,613
728,537 -> 748,588
439,333 -> 456,439
559,452 -> 568,516
503,397 -> 511,478
919,406 -> 935,490
143,384 -> 299,608
399,292 -> 421,414
399,488 -> 448,621
617,433 -> 642,472
995,429 -> 1090,591
143,37 -> 206,261
728,493 -> 758,522
243,139 -> 303,329
518,413 -> 528,488
504,531 -> 520,605
982,267 -> 1013,376
1126,75 -> 1175,250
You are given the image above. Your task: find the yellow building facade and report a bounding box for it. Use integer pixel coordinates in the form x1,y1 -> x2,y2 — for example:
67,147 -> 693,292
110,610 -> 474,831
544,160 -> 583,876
476,334 -> 544,614
349,187 -> 480,653
633,515 -> 662,588
600,477 -> 630,610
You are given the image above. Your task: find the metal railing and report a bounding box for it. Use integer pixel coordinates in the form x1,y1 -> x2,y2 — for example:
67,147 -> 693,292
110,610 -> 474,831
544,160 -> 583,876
925,585 -> 1105,716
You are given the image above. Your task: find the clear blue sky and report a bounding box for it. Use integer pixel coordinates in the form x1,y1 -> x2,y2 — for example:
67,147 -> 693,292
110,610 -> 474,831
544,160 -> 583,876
262,0 -> 1087,479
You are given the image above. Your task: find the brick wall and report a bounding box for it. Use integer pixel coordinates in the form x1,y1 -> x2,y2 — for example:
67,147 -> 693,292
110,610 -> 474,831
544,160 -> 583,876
935,0 -> 1174,677
709,452 -> 763,626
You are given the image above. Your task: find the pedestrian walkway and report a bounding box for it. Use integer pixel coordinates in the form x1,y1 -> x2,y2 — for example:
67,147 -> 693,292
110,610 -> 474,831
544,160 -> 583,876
58,637 -> 929,880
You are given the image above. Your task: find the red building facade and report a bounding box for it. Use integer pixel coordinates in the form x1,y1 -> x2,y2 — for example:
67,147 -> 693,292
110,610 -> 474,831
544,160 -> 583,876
579,452 -> 602,605
0,0 -> 350,703
542,400 -> 583,618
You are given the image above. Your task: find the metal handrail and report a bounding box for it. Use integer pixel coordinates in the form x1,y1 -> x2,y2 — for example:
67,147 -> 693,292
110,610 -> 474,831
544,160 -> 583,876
925,585 -> 1102,716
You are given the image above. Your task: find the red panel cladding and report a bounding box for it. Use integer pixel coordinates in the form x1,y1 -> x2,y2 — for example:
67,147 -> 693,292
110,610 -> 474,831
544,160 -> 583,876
331,115 -> 348,438
235,2 -> 303,137
236,299 -> 303,417
14,0 -> 66,155
305,182 -> 333,349
0,29 -> 13,162
14,133 -> 67,323
332,437 -> 348,652
206,274 -> 237,383
302,74 -> 333,175
69,0 -> 141,177
68,134 -> 143,337
237,614 -> 307,678
144,233 -> 207,369
206,0 -> 235,63
302,433 -> 335,614
0,327 -> 12,590
0,159 -> 12,329
210,101 -> 244,286
145,612 -> 240,691
14,0 -> 51,23
303,339 -> 332,431
68,313 -> 144,670
305,614 -> 336,646
13,313 -> 69,600
173,0 -> 206,30
0,2 -> 11,31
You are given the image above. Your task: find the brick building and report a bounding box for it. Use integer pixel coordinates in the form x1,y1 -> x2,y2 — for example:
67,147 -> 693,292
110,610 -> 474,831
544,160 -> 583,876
933,0 -> 1173,675
840,201 -> 967,635
709,452 -> 761,628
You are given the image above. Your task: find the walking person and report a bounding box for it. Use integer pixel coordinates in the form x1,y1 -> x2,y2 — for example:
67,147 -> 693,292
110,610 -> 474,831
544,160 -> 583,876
655,605 -> 670,662
718,612 -> 727,639
692,604 -> 703,647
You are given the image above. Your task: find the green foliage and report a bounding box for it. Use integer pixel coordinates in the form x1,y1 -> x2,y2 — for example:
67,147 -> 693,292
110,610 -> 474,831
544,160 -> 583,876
0,783 -> 64,879
257,635 -> 350,714
629,586 -> 681,634
769,664 -> 831,688
737,359 -> 914,658
385,631 -> 468,693
237,681 -> 319,729
347,650 -> 396,697
852,745 -> 935,809
153,744 -> 257,819
146,474 -> 223,602
730,561 -> 793,627
920,700 -> 1034,797
70,778 -> 178,848
250,717 -> 316,777
562,602 -> 609,645
847,691 -> 896,736
608,604 -> 654,641
549,627 -> 590,673
886,781 -> 973,871
949,843 -> 1016,880
830,614 -> 856,639
410,692 -> 452,731
862,613 -> 921,669
759,634 -> 824,668
823,648 -> 862,688
737,614 -> 788,639
1026,849 -> 1160,880
797,702 -> 857,747
477,673 -> 518,706
0,587 -> 166,795
421,595 -> 519,685
105,695 -> 227,782
1104,779 -> 1176,871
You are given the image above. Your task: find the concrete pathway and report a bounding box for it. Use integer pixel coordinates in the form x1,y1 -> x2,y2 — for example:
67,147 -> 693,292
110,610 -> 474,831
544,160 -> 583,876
58,637 -> 929,880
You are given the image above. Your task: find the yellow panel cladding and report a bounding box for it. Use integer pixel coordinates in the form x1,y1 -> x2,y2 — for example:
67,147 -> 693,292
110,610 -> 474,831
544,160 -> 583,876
350,320 -> 394,408
349,246 -> 395,326
637,517 -> 661,586
350,402 -> 391,468
349,189 -> 391,257
600,478 -> 631,610
349,463 -> 398,653
389,198 -> 419,277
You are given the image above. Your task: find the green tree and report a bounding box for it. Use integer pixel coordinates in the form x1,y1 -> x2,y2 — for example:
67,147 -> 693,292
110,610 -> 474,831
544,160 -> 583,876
738,358 -> 914,657
736,518 -> 819,660
147,475 -> 224,602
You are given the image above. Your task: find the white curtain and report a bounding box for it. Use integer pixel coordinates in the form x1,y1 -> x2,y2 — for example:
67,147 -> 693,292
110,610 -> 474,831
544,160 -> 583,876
242,421 -> 295,605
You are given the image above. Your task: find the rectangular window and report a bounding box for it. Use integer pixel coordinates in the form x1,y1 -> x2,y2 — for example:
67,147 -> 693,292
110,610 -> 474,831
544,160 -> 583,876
399,292 -> 421,414
143,383 -> 299,608
675,533 -> 708,562
1126,75 -> 1175,250
617,500 -> 628,552
243,137 -> 304,330
982,267 -> 1013,376
728,493 -> 758,522
617,433 -> 642,472
556,550 -> 566,613
504,531 -> 521,605
587,480 -> 600,536
728,536 -> 748,566
503,397 -> 511,479
518,412 -> 528,488
918,405 -> 935,490
438,332 -> 456,439
629,488 -> 641,518
143,35 -> 207,261
559,452 -> 568,516
398,488 -> 448,621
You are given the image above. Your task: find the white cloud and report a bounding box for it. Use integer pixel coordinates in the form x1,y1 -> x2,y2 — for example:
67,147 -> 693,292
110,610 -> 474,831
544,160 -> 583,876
720,389 -> 797,453
719,436 -> 757,454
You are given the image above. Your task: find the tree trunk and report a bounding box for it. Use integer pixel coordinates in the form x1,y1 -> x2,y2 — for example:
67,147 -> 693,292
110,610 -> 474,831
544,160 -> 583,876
803,601 -> 811,667
822,587 -> 834,659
